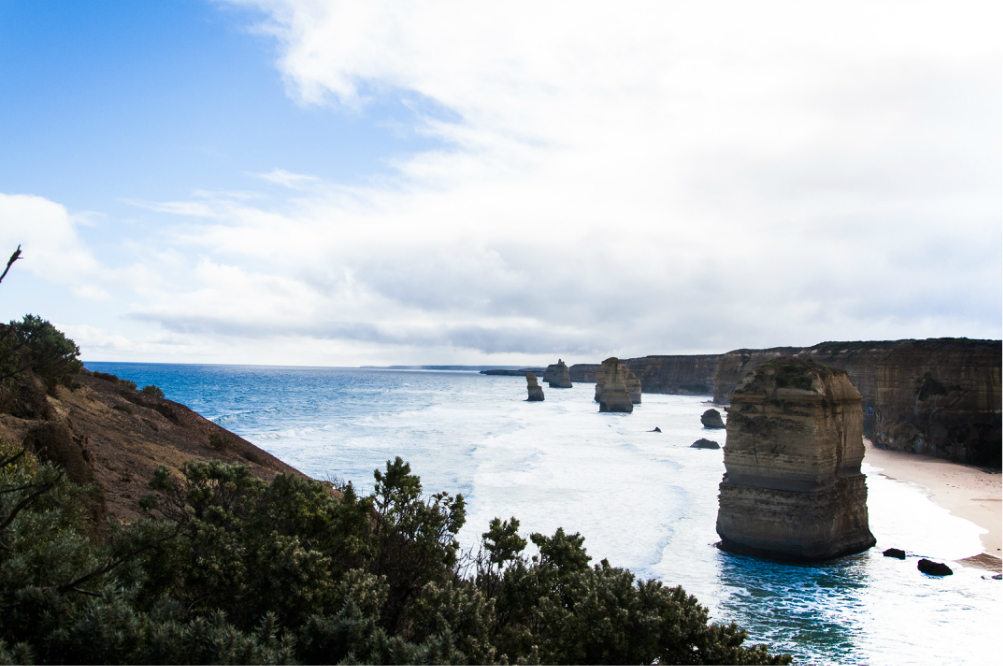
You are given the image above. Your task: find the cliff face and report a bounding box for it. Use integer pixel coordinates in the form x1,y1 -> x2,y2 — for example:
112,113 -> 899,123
871,340 -> 1001,466
716,359 -> 875,561
713,348 -> 801,404
624,355 -> 720,395
798,339 -> 1002,467
0,369 -> 307,524
569,364 -> 601,383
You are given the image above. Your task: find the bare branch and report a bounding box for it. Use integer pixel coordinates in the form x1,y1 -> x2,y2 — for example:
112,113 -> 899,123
0,245 -> 21,285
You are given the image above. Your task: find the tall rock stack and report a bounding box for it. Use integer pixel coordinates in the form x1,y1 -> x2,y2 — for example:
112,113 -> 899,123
716,358 -> 876,561
595,359 -> 641,404
526,372 -> 545,401
543,359 -> 573,388
596,357 -> 634,413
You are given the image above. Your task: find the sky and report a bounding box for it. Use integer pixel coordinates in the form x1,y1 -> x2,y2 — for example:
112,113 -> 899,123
0,0 -> 1000,367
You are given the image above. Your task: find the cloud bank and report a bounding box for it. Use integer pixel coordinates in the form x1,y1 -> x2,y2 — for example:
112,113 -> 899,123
3,1 -> 1000,364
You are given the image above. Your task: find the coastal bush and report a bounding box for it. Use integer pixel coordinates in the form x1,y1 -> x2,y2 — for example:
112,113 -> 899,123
141,384 -> 165,399
119,378 -> 137,390
207,431 -> 233,450
92,371 -> 119,383
5,314 -> 82,393
0,445 -> 791,664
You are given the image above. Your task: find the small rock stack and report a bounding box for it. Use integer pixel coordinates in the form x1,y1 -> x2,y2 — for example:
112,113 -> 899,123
596,357 -> 634,413
595,359 -> 641,404
701,409 -> 725,429
543,360 -> 573,388
716,358 -> 876,561
526,372 -> 545,401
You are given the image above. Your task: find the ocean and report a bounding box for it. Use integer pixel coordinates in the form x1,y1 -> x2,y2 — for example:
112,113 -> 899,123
85,362 -> 999,665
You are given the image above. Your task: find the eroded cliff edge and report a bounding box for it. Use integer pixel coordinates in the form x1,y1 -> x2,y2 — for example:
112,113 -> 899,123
716,358 -> 876,561
0,368 -> 308,525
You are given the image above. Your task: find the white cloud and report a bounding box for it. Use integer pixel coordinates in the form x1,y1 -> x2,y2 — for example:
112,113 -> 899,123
0,193 -> 107,296
10,2 -> 1001,364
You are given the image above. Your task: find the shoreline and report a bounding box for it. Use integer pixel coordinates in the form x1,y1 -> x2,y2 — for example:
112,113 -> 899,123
863,438 -> 1001,570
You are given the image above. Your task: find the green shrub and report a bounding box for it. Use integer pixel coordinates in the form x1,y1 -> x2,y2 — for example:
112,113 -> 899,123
207,432 -> 232,451
119,379 -> 137,390
0,451 -> 791,665
8,314 -> 83,392
92,371 -> 119,383
141,385 -> 165,399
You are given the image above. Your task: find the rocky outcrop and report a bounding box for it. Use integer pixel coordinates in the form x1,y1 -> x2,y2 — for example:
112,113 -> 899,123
543,359 -> 572,388
883,548 -> 906,559
595,359 -> 641,404
526,372 -> 545,401
0,369 -> 307,525
691,438 -> 720,449
701,409 -> 725,429
624,355 -> 721,395
716,358 -> 876,561
917,559 -> 953,576
569,364 -> 601,383
798,338 -> 1001,467
596,358 -> 633,413
713,347 -> 801,404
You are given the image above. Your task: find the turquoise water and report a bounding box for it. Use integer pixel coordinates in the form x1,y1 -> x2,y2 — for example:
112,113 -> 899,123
86,362 -> 1000,665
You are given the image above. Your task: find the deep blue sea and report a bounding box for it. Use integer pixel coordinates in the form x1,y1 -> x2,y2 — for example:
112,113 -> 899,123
86,362 -> 999,665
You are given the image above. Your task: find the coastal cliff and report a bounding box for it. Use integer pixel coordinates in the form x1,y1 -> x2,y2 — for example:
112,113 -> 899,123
624,355 -> 720,395
798,339 -> 1001,467
0,368 -> 306,524
569,363 -> 601,383
712,347 -> 801,404
716,358 -> 876,561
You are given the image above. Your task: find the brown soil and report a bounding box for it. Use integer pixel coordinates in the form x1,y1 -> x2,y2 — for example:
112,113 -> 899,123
0,370 -> 310,525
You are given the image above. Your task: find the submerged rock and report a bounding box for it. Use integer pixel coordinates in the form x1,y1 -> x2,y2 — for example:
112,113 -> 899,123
883,548 -> 906,559
526,372 -> 545,402
650,427 -> 662,433
917,559 -> 953,576
701,408 -> 726,429
691,438 -> 720,449
595,359 -> 641,404
716,357 -> 876,561
543,359 -> 573,388
596,357 -> 633,413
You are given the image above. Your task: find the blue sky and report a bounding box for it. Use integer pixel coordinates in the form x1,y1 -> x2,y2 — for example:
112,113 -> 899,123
1,0 -> 1000,366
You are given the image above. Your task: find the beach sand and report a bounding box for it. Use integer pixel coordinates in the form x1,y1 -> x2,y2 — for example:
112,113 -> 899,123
864,438 -> 1001,571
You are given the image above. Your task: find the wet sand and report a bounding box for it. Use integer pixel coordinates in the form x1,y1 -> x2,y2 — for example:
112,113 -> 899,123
864,439 -> 1001,570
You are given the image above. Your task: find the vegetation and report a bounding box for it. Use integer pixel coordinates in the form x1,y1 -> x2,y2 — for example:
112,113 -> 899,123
0,246 -> 790,664
142,384 -> 165,399
0,450 -> 790,664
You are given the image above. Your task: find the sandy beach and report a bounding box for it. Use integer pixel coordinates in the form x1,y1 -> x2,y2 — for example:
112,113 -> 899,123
863,439 -> 1001,569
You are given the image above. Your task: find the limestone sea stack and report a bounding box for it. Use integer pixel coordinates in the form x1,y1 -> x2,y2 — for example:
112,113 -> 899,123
716,358 -> 876,561
701,408 -> 725,429
543,359 -> 573,388
526,372 -> 545,401
594,359 -> 641,404
596,357 -> 634,413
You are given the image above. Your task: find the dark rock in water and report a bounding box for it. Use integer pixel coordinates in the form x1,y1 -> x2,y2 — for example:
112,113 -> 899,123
650,427 -> 661,433
543,359 -> 573,388
526,372 -> 545,402
691,438 -> 720,449
716,358 -> 876,561
701,408 -> 726,429
883,548 -> 906,559
917,559 -> 953,576
597,358 -> 633,413
992,574 -> 1001,580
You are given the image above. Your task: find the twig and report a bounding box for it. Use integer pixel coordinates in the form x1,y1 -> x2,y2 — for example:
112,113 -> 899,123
0,245 -> 21,285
